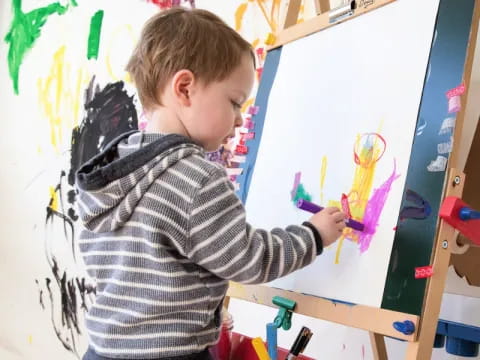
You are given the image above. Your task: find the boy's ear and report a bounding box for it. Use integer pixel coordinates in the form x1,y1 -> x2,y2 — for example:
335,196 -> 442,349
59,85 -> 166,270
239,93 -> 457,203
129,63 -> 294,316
171,70 -> 195,106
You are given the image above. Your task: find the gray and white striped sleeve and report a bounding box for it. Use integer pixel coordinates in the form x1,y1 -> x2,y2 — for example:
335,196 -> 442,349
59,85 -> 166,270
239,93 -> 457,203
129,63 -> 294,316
186,168 -> 319,284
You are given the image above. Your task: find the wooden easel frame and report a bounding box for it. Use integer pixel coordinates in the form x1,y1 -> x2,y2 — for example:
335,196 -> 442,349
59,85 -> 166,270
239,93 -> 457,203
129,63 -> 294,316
225,0 -> 480,359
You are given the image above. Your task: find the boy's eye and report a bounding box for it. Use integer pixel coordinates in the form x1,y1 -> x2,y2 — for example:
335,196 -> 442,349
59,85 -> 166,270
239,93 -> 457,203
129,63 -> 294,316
231,100 -> 241,109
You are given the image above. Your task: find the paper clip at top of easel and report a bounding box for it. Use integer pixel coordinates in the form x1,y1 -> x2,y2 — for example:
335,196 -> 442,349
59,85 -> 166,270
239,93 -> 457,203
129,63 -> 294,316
439,196 -> 480,246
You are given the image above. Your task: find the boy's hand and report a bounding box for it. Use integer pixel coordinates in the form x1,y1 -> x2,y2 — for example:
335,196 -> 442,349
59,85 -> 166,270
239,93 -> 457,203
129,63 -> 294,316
309,207 -> 346,248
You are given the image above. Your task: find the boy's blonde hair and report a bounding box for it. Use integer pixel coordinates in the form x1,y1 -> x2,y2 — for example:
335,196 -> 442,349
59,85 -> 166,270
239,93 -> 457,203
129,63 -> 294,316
126,7 -> 255,110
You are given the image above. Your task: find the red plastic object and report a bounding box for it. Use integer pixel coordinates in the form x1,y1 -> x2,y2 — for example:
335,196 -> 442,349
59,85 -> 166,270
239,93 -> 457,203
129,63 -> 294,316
415,265 -> 434,279
230,332 -> 314,360
439,196 -> 480,245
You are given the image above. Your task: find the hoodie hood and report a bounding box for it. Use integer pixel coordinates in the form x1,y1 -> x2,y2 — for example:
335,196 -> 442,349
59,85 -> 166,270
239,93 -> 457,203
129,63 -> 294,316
75,131 -> 203,233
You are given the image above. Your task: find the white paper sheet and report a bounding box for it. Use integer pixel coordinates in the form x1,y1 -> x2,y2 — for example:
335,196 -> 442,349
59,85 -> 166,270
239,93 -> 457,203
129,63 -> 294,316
245,0 -> 440,307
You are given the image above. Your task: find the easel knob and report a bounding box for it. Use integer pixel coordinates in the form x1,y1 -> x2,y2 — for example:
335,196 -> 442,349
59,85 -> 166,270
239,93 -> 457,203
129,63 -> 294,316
272,296 -> 296,330
459,207 -> 480,221
393,320 -> 415,335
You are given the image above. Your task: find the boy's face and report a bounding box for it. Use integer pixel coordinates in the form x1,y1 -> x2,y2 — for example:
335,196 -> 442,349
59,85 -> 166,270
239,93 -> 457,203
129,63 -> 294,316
185,54 -> 255,152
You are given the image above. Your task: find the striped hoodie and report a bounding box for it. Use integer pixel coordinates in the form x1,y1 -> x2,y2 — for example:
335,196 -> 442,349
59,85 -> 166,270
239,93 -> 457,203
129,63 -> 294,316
76,131 -> 322,359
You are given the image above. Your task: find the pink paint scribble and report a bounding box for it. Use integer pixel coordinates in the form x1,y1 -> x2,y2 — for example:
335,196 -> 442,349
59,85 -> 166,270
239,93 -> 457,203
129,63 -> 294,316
291,171 -> 301,200
358,160 -> 400,253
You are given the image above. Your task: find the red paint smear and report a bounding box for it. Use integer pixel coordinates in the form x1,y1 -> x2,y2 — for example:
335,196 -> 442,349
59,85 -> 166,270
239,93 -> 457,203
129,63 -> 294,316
393,226 -> 398,231
358,160 -> 400,253
341,193 -> 352,218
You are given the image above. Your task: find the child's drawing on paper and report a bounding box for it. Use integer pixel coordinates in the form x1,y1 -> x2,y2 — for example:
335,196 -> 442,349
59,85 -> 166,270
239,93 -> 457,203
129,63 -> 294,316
291,132 -> 400,264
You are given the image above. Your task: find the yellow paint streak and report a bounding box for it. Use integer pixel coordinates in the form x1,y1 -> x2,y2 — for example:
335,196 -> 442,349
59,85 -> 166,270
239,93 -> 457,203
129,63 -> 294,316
335,237 -> 344,264
333,131 -> 386,263
298,4 -> 305,23
327,200 -> 341,208
49,186 -> 58,212
28,335 -> 32,345
235,3 -> 249,31
320,156 -> 327,204
241,98 -> 255,114
38,46 -> 90,152
106,25 -> 134,82
349,133 -> 385,219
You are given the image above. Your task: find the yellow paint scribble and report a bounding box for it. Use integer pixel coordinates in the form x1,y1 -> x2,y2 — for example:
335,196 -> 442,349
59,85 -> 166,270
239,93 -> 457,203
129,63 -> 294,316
333,131 -> 386,263
235,3 -> 249,31
241,98 -> 255,114
28,335 -> 32,344
106,25 -> 134,82
49,186 -> 58,212
320,156 -> 327,204
327,200 -> 341,208
37,46 -> 90,152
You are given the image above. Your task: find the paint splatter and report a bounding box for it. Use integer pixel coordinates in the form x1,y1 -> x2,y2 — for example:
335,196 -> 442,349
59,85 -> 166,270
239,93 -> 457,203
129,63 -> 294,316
292,184 -> 312,204
39,75 -> 135,351
358,161 -> 400,253
35,279 -> 45,310
147,0 -> 196,9
43,260 -> 96,354
4,0 -> 76,94
399,189 -> 431,220
69,77 -> 138,186
334,132 -> 388,263
38,46 -> 90,152
41,171 -> 96,356
288,131 -> 397,262
290,172 -> 312,204
87,10 -> 104,60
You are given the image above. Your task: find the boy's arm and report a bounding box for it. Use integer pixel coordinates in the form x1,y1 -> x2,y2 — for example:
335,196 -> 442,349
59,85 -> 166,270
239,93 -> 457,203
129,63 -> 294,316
186,167 -> 323,284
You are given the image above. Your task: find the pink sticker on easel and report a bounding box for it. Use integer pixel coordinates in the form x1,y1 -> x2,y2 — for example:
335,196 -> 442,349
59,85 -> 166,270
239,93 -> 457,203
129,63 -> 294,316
240,132 -> 255,140
248,105 -> 260,115
446,84 -> 465,98
244,120 -> 255,130
448,96 -> 461,113
446,84 -> 465,113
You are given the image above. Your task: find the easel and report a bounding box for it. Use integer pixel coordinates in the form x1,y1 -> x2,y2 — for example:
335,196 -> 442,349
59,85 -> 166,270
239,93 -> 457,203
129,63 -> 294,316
224,0 -> 480,359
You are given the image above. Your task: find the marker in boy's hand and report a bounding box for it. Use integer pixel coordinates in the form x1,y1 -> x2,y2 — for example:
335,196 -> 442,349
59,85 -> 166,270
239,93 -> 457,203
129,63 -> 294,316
308,207 -> 346,247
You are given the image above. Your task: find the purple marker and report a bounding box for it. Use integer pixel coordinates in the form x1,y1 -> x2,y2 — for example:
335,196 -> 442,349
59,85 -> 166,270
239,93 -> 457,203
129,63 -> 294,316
296,199 -> 365,232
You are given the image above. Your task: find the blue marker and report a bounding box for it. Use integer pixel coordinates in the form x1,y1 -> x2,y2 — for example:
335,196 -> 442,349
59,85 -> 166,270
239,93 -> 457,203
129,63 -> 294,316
267,322 -> 277,360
